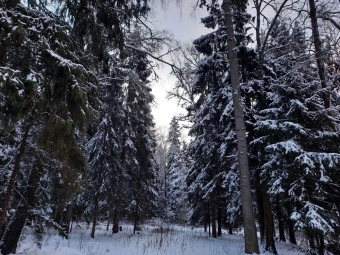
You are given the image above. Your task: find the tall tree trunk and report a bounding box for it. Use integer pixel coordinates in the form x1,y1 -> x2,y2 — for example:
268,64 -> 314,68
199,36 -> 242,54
276,199 -> 286,242
228,221 -> 233,235
217,206 -> 222,236
256,178 -> 278,254
112,208 -> 119,234
222,1 -> 259,253
286,202 -> 297,244
262,190 -> 278,254
308,0 -> 330,108
317,234 -> 325,255
63,200 -> 74,234
207,208 -> 211,236
133,202 -> 138,234
307,230 -> 316,251
54,205 -> 64,226
211,201 -> 217,238
208,216 -> 211,237
0,125 -> 30,237
0,159 -> 42,255
91,197 -> 98,238
255,174 -> 264,243
106,218 -> 110,231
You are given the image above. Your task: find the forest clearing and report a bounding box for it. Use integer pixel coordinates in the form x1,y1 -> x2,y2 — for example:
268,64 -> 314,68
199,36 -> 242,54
17,223 -> 304,255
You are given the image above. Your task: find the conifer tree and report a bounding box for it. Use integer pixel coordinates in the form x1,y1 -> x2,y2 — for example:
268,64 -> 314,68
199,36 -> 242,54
165,117 -> 189,223
0,2 -> 96,252
121,26 -> 158,233
253,19 -> 340,255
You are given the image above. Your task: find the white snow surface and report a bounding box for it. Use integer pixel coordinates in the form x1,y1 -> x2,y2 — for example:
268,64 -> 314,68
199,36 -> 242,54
16,223 -> 304,255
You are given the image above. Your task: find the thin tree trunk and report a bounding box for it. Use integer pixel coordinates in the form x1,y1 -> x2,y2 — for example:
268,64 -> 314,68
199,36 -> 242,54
112,208 -> 119,234
64,200 -> 74,234
262,190 -> 278,254
318,234 -> 325,255
286,202 -> 297,244
276,199 -> 286,242
255,174 -> 265,243
211,201 -> 217,238
0,159 -> 42,255
308,231 -> 316,251
228,221 -> 233,235
288,220 -> 297,244
70,218 -> 74,233
54,205 -> 64,226
133,202 -> 138,234
106,212 -> 110,232
0,125 -> 30,237
91,197 -> 98,238
308,0 -> 330,108
217,206 -> 222,236
208,217 -> 211,237
256,179 -> 278,254
255,0 -> 289,82
222,1 -> 259,253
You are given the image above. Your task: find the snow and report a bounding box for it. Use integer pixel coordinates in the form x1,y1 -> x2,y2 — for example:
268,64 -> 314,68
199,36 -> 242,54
266,140 -> 302,154
16,223 -> 304,255
47,50 -> 85,71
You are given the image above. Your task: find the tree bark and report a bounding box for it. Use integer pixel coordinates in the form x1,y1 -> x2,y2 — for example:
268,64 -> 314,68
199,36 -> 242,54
262,190 -> 278,254
91,197 -> 98,238
256,177 -> 278,254
107,210 -> 111,231
5,0 -> 20,8
286,202 -> 297,244
0,159 -> 42,255
217,206 -> 222,236
228,221 -> 233,235
112,208 -> 119,234
133,202 -> 138,234
0,125 -> 30,237
222,1 -> 259,253
211,201 -> 217,238
255,174 -> 264,243
207,209 -> 211,236
318,234 -> 325,255
64,200 -> 74,234
308,0 -> 330,108
276,199 -> 286,242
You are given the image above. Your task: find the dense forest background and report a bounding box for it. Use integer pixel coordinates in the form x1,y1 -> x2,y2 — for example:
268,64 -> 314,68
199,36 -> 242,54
1,0 -> 340,254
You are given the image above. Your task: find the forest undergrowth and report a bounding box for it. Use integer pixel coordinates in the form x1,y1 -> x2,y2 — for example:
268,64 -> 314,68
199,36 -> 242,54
16,222 -> 304,255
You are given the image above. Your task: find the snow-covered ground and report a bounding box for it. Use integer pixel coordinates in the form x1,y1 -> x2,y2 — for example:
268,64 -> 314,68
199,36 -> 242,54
17,223 -> 304,255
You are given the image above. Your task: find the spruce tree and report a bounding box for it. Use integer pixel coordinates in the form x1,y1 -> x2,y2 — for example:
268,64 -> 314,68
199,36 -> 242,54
253,19 -> 340,255
165,117 -> 189,223
0,2 -> 96,252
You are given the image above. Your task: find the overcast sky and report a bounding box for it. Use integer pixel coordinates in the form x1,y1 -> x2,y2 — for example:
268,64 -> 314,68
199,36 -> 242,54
149,1 -> 209,129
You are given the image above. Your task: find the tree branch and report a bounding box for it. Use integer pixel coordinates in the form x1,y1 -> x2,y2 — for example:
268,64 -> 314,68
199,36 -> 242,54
317,14 -> 340,31
124,43 -> 182,73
